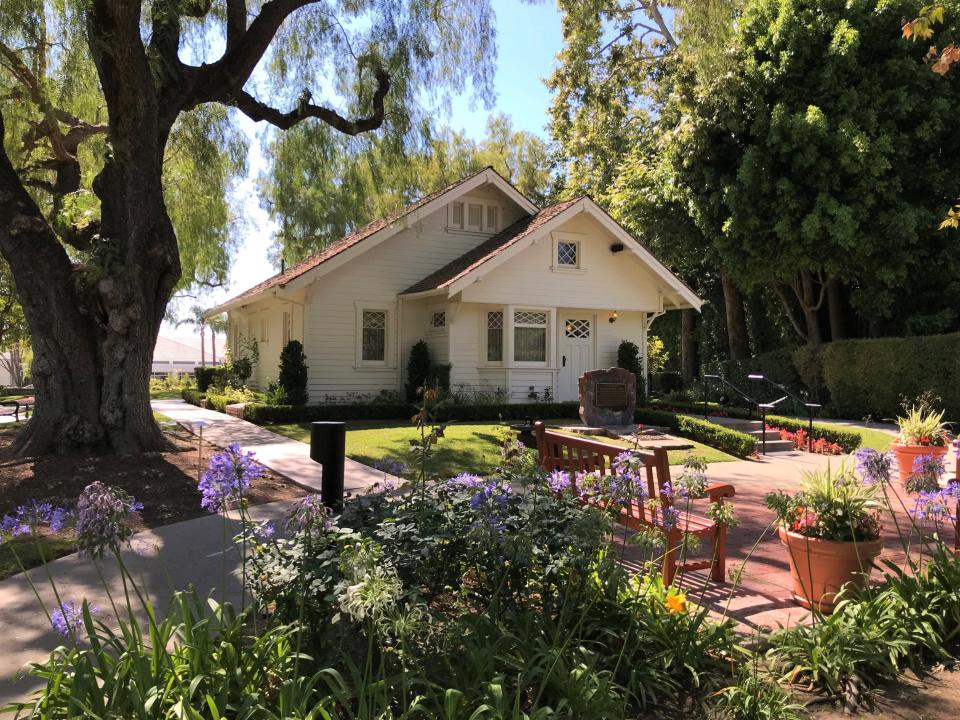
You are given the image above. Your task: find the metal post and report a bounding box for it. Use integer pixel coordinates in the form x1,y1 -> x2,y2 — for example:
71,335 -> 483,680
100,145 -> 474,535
808,407 -> 814,454
310,421 -> 346,511
703,379 -> 708,419
761,405 -> 767,456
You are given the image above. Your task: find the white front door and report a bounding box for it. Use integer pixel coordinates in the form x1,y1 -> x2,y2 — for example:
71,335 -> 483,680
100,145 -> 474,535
558,315 -> 594,402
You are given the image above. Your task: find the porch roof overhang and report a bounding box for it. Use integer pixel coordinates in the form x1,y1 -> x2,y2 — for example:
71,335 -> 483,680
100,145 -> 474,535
400,196 -> 703,311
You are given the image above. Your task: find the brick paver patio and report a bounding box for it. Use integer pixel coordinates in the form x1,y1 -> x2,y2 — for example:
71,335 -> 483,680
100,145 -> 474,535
619,447 -> 958,630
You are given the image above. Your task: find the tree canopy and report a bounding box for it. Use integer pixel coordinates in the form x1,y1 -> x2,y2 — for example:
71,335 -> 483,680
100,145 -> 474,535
262,113 -> 553,263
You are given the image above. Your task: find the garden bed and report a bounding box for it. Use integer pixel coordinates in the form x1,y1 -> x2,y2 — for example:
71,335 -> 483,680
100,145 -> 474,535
0,423 -> 305,580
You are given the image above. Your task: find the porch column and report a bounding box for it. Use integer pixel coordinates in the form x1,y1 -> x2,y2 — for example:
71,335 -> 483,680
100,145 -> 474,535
641,313 -> 649,398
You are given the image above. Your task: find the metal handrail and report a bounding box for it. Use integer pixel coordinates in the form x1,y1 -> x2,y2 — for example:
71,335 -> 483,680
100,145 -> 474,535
702,374 -> 759,415
747,373 -> 821,453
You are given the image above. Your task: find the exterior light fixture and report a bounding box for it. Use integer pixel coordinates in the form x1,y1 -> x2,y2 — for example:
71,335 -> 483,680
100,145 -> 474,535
566,322 -> 574,333
747,374 -> 764,380
608,310 -> 618,324
610,243 -> 624,253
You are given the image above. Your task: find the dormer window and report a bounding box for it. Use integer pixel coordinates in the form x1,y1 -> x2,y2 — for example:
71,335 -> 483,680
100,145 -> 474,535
448,199 -> 501,233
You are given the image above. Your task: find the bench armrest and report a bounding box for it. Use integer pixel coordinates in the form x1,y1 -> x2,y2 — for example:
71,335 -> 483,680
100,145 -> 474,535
705,482 -> 735,502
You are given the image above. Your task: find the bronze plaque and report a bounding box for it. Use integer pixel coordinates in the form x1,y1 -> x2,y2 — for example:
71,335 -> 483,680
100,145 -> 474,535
595,382 -> 628,409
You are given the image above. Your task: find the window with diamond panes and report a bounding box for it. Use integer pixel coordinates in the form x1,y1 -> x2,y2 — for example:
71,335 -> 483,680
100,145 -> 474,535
362,310 -> 386,362
487,311 -> 503,362
565,319 -> 590,338
430,311 -> 446,329
556,240 -> 579,267
513,310 -> 547,363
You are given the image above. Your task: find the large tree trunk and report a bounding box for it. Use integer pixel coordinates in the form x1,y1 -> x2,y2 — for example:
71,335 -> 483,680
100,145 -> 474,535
826,277 -> 845,341
800,270 -> 823,344
720,271 -> 750,360
681,309 -> 698,387
0,2 -> 181,456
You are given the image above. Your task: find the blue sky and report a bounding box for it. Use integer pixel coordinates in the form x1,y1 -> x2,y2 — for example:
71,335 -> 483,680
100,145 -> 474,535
164,0 -> 564,340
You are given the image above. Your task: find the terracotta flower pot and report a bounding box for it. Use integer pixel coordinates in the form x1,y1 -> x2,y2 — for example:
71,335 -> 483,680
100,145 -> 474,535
778,528 -> 882,613
891,443 -> 948,488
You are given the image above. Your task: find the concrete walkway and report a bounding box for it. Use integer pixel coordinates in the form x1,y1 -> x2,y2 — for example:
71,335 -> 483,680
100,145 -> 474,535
151,398 -> 388,495
0,400 -> 394,707
0,501 -> 291,707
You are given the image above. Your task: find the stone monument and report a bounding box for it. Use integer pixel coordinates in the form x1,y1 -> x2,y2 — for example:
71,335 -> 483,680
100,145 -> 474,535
578,367 -> 637,427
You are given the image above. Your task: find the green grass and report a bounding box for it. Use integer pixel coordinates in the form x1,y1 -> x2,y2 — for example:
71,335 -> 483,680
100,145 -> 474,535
150,389 -> 186,400
0,535 -> 76,581
815,421 -> 895,451
266,419 -> 736,479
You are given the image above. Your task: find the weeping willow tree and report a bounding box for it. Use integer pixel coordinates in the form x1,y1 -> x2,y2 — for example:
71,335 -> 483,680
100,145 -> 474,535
0,0 -> 496,455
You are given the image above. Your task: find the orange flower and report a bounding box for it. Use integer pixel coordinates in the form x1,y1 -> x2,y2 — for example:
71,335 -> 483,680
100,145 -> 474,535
665,592 -> 687,614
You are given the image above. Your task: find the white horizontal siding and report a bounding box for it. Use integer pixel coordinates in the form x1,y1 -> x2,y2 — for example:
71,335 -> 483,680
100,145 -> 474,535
460,214 -> 664,310
303,185 -> 531,401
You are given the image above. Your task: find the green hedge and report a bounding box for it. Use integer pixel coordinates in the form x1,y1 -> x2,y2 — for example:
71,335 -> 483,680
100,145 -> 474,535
635,408 -> 757,458
244,403 -> 415,424
435,402 -> 580,422
182,389 -> 204,406
244,401 -> 582,425
652,399 -> 755,421
719,334 -> 960,423
764,415 -> 861,452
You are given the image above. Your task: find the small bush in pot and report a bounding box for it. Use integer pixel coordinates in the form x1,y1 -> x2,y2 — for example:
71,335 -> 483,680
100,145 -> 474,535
766,462 -> 883,612
893,395 -> 951,488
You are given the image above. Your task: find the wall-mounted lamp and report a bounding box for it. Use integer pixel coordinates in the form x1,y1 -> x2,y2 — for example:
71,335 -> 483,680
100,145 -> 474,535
608,310 -> 619,324
610,243 -> 624,253
565,322 -> 574,333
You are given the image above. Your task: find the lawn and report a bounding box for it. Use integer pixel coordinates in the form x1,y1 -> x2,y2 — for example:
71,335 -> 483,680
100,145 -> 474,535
150,389 -> 186,400
266,419 -> 736,479
817,421 -> 895,451
0,535 -> 76,581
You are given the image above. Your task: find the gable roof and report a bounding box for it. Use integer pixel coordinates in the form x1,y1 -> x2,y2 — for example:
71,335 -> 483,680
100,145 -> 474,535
402,195 -> 703,310
205,166 -> 537,317
403,197 -> 583,295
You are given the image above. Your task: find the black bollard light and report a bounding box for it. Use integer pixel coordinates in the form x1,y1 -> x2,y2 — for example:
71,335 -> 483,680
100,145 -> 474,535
310,421 -> 346,510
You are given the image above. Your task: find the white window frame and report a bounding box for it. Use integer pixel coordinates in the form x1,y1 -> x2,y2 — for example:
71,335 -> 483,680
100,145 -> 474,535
551,232 -> 586,273
447,201 -> 464,230
355,302 -> 394,368
447,198 -> 502,234
427,304 -> 448,336
282,311 -> 291,346
510,307 -> 552,367
480,307 -> 505,366
259,316 -> 269,343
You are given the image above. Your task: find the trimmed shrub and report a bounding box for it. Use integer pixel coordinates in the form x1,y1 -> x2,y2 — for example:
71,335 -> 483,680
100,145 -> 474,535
193,367 -> 216,392
636,408 -> 757,458
182,388 -> 204,406
436,401 -> 580,422
244,402 -> 415,424
406,340 -> 431,402
765,414 -> 861,453
616,340 -> 646,401
277,340 -> 309,405
820,334 -> 960,423
653,371 -> 683,394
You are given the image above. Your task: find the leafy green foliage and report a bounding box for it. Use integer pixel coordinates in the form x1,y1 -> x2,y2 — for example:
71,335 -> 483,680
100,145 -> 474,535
405,340 -> 432,402
636,408 -> 758,457
263,114 -> 552,263
277,340 -> 309,406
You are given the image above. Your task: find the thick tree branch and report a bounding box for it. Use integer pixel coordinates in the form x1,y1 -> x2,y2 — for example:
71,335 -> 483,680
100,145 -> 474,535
226,0 -> 248,51
641,1 -> 676,48
227,68 -> 391,134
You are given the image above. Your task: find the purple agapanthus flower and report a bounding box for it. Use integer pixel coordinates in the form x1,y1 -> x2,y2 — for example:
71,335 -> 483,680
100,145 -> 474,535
911,488 -> 956,524
199,444 -> 264,513
252,520 -> 277,539
75,482 -> 140,558
446,473 -> 485,489
0,513 -> 29,538
50,600 -> 97,639
661,505 -> 680,532
373,458 -> 407,476
547,469 -> 571,493
855,448 -> 894,485
284,494 -> 331,533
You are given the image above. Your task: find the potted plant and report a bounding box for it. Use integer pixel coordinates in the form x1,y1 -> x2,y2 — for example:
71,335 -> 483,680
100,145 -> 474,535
766,462 -> 883,613
892,399 -> 950,488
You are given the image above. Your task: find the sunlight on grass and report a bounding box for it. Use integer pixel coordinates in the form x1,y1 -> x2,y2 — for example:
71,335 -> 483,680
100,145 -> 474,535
0,535 -> 76,581
266,419 -> 736,478
150,389 -> 185,400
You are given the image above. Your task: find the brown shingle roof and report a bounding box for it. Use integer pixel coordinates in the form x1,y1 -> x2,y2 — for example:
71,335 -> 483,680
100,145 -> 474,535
210,166 -> 499,311
402,197 -> 584,295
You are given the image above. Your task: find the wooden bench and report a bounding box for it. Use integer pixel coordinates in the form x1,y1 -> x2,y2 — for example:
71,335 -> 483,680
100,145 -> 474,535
534,421 -> 735,586
0,400 -> 22,422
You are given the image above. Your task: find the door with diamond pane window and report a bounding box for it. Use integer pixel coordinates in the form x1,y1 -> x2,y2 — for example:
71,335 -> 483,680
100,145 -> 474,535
558,316 -> 594,401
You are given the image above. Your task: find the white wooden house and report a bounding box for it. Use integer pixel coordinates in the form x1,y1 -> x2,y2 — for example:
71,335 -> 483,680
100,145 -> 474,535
207,168 -> 701,403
